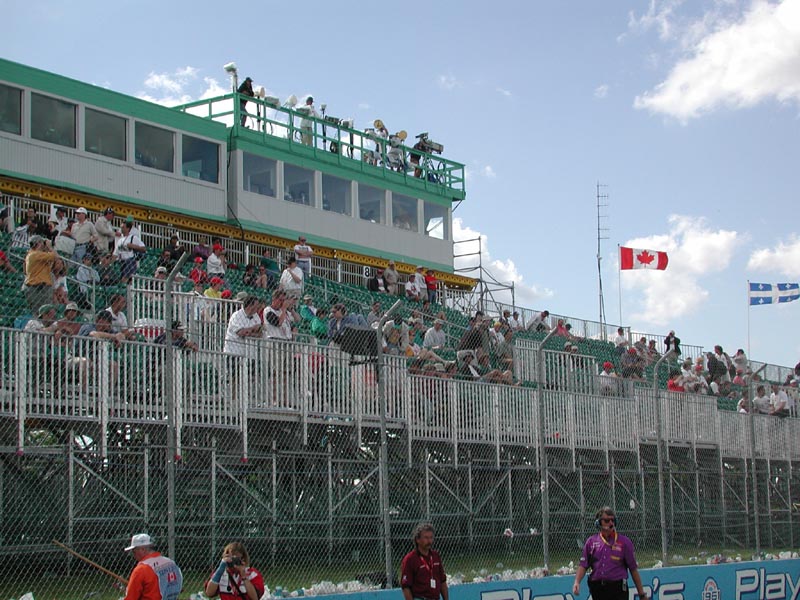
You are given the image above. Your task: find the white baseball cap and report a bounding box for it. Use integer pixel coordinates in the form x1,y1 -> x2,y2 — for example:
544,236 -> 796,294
75,207 -> 88,215
124,533 -> 154,551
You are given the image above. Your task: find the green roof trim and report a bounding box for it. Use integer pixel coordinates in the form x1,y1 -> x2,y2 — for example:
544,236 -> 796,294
0,58 -> 227,140
237,217 -> 454,274
0,167 -> 227,223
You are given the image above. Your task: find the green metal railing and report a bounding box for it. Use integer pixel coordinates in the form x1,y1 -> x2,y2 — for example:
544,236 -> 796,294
174,93 -> 466,198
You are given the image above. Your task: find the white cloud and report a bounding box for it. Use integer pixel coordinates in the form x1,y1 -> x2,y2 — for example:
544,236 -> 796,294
634,0 -> 800,120
437,73 -> 460,91
138,65 -> 203,106
496,87 -> 512,97
627,0 -> 684,41
748,236 -> 800,278
482,165 -> 496,179
198,77 -> 229,100
622,215 -> 740,325
453,218 -> 552,306
594,84 -> 610,99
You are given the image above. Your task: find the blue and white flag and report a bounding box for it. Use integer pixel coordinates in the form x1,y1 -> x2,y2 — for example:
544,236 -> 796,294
749,282 -> 800,306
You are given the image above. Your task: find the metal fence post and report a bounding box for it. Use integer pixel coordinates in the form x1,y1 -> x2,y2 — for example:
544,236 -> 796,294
377,299 -> 402,588
536,329 -> 555,571
653,350 -> 674,566
748,364 -> 767,555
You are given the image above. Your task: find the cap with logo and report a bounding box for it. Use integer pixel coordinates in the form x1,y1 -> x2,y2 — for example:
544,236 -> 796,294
124,533 -> 154,552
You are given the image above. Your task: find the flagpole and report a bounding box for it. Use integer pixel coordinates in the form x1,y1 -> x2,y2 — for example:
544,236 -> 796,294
617,244 -> 623,326
746,280 -> 751,358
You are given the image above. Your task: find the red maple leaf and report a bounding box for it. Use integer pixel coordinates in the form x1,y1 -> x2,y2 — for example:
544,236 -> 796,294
636,251 -> 655,265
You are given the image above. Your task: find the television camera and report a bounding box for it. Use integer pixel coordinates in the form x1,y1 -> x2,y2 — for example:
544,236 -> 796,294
414,132 -> 444,154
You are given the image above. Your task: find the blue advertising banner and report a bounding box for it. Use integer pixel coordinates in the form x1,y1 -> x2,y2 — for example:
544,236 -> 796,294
312,559 -> 800,600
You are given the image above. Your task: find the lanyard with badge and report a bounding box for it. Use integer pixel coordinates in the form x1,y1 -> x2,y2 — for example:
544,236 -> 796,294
421,553 -> 436,589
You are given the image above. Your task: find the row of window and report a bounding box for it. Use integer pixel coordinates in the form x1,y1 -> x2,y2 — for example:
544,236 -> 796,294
0,83 -> 220,183
242,153 -> 449,239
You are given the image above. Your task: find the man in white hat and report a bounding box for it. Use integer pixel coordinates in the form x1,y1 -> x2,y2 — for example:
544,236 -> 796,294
71,207 -> 98,262
123,533 -> 183,600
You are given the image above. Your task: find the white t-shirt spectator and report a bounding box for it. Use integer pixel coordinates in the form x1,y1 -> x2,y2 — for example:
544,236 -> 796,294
207,252 -> 225,276
224,308 -> 261,358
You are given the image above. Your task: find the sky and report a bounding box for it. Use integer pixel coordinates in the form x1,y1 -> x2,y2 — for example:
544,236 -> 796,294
2,0 -> 800,368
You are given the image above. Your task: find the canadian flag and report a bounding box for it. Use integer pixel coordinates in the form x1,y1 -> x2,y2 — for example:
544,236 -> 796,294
620,246 -> 669,270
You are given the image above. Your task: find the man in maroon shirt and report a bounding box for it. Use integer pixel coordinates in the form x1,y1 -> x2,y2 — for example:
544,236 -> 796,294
400,523 -> 448,600
572,507 -> 648,600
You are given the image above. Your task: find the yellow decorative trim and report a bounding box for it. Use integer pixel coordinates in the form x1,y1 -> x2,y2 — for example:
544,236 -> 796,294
0,176 -> 476,289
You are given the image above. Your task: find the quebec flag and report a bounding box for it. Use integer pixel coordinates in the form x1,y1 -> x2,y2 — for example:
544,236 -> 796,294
749,282 -> 800,306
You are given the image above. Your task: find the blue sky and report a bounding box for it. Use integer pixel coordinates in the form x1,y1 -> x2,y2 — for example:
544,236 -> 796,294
2,0 -> 800,368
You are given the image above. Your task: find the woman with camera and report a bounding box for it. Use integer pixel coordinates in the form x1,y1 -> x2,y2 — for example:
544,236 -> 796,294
205,542 -> 265,600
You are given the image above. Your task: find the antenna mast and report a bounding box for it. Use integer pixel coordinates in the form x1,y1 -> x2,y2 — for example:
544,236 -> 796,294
596,182 -> 609,338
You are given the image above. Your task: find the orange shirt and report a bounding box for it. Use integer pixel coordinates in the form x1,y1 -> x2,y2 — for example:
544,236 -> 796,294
125,552 -> 163,600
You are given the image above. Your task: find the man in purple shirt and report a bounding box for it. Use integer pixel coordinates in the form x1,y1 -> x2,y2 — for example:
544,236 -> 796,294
572,506 -> 648,600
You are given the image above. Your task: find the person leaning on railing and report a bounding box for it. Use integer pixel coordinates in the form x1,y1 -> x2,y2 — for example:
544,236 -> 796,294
205,541 -> 264,600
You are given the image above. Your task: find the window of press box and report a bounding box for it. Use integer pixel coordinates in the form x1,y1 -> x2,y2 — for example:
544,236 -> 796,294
85,108 -> 126,161
31,93 -> 76,148
322,174 -> 351,215
358,184 -> 385,224
135,122 -> 174,172
243,153 -> 277,197
182,135 -> 219,183
284,164 -> 314,206
0,84 -> 22,135
392,194 -> 418,232
424,202 -> 448,240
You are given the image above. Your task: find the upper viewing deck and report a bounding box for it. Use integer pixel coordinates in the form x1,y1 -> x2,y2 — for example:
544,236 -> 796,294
174,92 -> 466,203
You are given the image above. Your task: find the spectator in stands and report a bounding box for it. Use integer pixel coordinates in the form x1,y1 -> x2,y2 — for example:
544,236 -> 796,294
50,206 -> 67,233
205,277 -> 224,299
52,258 -> 69,305
153,266 -> 168,280
366,301 -> 383,326
613,327 -> 629,355
753,385 -> 771,414
190,256 -> 208,284
254,264 -> 272,290
732,349 -> 748,376
713,345 -> 733,382
413,266 -> 426,299
156,249 -> 174,271
328,303 -> 367,346
207,243 -> 227,278
113,221 -> 145,283
383,260 -> 400,295
405,273 -> 421,302
46,217 -> 59,243
24,304 -> 59,333
621,348 -> 645,379
165,235 -> 185,261
77,309 -> 126,347
737,392 -> 750,414
383,318 -> 409,355
0,249 -> 17,273
705,351 -> 728,385
367,268 -> 387,293
294,236 -> 313,276
423,319 -> 447,350
770,384 -> 791,417
496,329 -> 515,371
667,370 -> 685,392
0,204 -> 12,234
425,269 -> 437,304
23,235 -> 57,315
154,320 -> 198,351
299,294 -> 317,321
19,207 -> 47,236
223,295 -> 262,358
105,293 -> 134,338
262,290 -> 294,340
527,310 -> 550,333
193,237 -> 211,261
498,309 -> 512,330
646,339 -> 660,363
124,215 -> 142,240
598,361 -> 619,396
458,315 -> 490,360
554,319 -> 572,338
683,364 -> 709,394
94,207 -> 116,254
55,302 -> 82,338
97,252 -> 118,286
310,307 -> 329,341
509,311 -> 523,331
71,208 -> 98,262
633,336 -> 647,356
242,264 -> 257,287
665,330 -> 681,357
54,219 -> 76,257
279,257 -> 304,298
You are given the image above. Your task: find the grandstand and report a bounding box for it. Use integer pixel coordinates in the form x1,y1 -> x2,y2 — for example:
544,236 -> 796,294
1,58 -> 799,599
